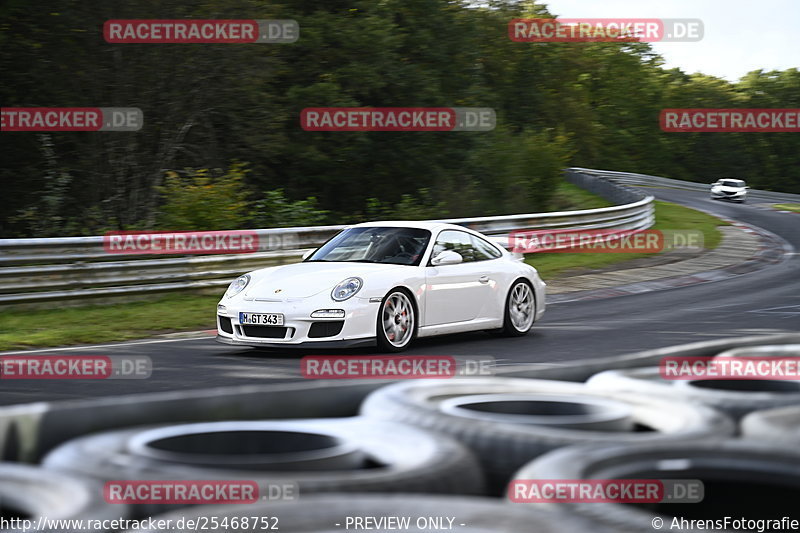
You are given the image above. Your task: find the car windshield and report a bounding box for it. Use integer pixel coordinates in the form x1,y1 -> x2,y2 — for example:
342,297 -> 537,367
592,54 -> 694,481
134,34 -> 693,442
720,180 -> 745,187
306,227 -> 431,266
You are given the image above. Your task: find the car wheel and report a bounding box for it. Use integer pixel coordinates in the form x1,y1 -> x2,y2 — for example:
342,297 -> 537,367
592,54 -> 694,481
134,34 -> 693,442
376,289 -> 416,352
502,280 -> 535,336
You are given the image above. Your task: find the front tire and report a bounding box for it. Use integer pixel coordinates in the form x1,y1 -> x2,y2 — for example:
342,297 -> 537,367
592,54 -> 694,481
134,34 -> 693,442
376,289 -> 417,352
502,280 -> 535,336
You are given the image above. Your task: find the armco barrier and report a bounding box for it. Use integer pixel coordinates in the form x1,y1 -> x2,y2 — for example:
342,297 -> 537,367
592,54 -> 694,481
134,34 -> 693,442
572,167 -> 800,203
0,169 -> 653,308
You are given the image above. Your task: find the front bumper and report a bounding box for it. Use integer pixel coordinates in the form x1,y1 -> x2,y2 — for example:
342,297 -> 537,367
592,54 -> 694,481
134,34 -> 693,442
215,334 -> 375,349
711,191 -> 747,201
216,294 -> 378,348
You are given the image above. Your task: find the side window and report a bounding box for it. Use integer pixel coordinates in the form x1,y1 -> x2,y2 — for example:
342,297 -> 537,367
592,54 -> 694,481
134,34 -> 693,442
471,235 -> 502,260
432,230 -> 475,262
431,230 -> 498,263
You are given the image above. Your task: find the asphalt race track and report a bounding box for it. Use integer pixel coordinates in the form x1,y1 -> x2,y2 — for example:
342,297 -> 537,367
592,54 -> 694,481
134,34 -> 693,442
1,186 -> 797,406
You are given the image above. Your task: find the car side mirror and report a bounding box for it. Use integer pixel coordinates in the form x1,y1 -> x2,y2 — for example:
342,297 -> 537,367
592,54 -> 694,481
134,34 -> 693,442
302,249 -> 316,260
431,250 -> 463,266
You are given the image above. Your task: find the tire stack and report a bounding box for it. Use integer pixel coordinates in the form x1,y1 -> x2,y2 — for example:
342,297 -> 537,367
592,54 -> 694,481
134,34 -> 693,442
586,344 -> 800,419
358,377 -> 734,493
1,338 -> 797,532
0,463 -> 123,533
42,418 -> 486,517
510,342 -> 800,531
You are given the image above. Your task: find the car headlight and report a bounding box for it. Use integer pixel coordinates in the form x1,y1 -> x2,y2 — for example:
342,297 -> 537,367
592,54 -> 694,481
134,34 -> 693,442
331,277 -> 363,302
226,274 -> 251,298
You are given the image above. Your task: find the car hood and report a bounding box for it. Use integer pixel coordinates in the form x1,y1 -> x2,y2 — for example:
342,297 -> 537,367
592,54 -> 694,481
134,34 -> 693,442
243,261 -> 410,299
714,185 -> 745,192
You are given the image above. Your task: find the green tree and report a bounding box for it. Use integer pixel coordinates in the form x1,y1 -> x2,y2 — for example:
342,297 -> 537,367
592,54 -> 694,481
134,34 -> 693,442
155,163 -> 250,231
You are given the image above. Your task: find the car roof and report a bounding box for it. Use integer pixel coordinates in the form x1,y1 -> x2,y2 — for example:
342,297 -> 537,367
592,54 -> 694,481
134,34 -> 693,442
349,220 -> 469,232
345,221 -> 508,252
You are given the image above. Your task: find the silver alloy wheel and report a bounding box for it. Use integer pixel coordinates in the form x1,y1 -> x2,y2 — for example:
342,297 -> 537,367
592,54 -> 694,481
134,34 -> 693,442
382,291 -> 415,348
509,282 -> 534,332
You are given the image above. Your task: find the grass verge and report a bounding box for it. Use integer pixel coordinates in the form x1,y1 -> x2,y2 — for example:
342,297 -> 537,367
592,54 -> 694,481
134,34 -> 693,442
526,201 -> 728,280
548,181 -> 614,211
773,203 -> 800,213
0,295 -> 218,351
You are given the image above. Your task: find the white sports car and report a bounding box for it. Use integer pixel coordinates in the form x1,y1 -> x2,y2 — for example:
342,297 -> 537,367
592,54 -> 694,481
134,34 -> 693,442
216,221 -> 546,352
710,178 -> 748,203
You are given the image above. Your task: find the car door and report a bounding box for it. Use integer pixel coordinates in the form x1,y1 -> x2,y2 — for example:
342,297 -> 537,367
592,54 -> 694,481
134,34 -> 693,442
423,230 -> 495,325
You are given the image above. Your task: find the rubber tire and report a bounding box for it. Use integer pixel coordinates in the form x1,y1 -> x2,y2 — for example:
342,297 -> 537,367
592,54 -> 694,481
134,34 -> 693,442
122,493 -> 610,533
501,279 -> 535,337
713,344 -> 800,360
0,463 -> 125,532
512,439 -> 800,532
741,405 -> 800,444
375,288 -> 417,353
587,366 -> 800,420
42,417 -> 484,517
359,378 -> 733,493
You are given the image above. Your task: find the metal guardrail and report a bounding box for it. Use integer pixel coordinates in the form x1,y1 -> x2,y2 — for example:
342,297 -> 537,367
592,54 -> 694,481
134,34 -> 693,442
0,169 -> 654,308
572,167 -> 800,203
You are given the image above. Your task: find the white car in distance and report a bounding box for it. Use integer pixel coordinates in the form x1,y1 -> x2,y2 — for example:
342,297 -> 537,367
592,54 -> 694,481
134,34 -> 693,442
216,221 -> 546,352
710,178 -> 748,203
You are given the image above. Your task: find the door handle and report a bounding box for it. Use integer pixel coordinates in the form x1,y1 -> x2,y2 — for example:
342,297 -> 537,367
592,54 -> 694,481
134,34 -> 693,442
479,275 -> 490,284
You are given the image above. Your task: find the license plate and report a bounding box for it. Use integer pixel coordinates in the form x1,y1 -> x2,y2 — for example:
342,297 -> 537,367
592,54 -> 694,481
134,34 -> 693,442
239,312 -> 284,326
